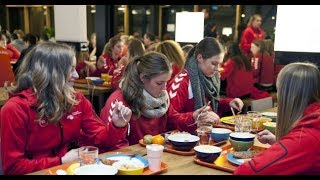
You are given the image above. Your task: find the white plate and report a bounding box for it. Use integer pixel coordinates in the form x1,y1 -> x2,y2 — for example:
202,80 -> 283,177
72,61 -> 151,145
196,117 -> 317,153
261,112 -> 277,117
227,153 -> 251,165
74,164 -> 118,175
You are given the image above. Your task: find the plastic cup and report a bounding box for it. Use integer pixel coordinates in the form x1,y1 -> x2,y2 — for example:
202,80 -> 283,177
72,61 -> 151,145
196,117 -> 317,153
146,144 -> 164,172
78,146 -> 99,166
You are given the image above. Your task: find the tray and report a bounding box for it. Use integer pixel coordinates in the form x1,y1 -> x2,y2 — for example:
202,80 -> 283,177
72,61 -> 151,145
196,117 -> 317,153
45,158 -> 168,175
139,138 -> 227,156
74,79 -> 111,87
193,143 -> 267,173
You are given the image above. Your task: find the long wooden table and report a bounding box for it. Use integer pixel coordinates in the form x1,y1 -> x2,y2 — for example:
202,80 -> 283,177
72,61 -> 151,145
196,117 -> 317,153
28,138 -> 269,175
28,107 -> 276,175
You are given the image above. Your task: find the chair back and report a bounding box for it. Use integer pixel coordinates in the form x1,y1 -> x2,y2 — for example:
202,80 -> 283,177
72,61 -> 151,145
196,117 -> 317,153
0,47 -> 15,87
251,96 -> 273,111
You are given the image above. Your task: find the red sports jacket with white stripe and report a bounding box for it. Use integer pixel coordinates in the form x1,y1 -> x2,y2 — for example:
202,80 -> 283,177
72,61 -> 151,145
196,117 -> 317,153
167,69 -> 232,117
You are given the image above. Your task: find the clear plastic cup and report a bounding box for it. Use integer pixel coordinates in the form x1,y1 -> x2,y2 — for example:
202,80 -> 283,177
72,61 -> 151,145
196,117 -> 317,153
78,146 -> 99,166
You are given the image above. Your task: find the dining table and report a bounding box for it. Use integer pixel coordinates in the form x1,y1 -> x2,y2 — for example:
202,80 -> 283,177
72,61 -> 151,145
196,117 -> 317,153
27,107 -> 277,175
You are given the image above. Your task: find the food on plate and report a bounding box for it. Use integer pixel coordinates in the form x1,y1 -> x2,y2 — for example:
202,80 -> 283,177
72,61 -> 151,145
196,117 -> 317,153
100,158 -> 119,166
112,159 -> 145,170
143,134 -> 153,144
233,149 -> 261,159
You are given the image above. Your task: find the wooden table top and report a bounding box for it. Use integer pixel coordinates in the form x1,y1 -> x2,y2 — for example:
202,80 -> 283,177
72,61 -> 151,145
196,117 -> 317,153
27,108 -> 277,175
28,138 -> 270,175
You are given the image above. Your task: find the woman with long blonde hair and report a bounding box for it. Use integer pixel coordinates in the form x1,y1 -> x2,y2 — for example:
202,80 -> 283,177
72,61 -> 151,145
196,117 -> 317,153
155,40 -> 185,81
235,62 -> 320,174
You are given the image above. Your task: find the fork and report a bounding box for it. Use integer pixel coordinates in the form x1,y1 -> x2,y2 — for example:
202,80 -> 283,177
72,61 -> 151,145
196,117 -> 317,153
115,99 -> 130,136
187,101 -> 211,127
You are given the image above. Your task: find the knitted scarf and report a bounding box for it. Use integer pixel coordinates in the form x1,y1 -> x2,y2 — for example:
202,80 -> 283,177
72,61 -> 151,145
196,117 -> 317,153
186,55 -> 220,112
141,89 -> 169,119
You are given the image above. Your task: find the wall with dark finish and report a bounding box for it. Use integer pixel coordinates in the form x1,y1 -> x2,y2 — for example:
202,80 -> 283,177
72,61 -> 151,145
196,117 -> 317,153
275,51 -> 320,66
95,5 -> 115,56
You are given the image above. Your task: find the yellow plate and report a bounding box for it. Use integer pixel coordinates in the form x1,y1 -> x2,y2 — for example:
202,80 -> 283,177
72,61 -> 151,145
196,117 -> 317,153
220,116 -> 235,125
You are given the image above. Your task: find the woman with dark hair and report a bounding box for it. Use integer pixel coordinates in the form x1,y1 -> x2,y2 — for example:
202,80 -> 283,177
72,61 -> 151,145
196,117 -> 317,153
167,37 -> 244,123
220,42 -> 254,98
99,52 -> 218,147
1,42 -> 122,175
235,62 -> 320,174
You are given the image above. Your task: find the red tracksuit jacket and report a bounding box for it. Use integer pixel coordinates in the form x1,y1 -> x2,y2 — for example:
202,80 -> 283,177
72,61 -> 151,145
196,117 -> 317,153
1,88 -> 120,175
220,59 -> 254,98
251,54 -> 274,85
234,102 -> 320,175
167,69 -> 232,118
240,25 -> 265,58
99,89 -> 195,147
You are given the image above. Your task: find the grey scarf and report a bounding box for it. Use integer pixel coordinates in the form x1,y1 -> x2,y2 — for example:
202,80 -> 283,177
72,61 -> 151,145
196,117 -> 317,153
141,90 -> 169,119
186,55 -> 220,112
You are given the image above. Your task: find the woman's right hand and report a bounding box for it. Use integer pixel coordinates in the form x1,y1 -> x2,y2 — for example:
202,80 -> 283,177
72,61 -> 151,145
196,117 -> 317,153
193,105 -> 220,125
111,100 -> 132,128
257,129 -> 276,145
96,56 -> 107,70
61,148 -> 80,164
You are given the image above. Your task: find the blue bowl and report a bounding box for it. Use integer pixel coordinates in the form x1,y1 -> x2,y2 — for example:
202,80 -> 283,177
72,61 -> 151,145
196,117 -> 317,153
91,78 -> 105,85
211,128 -> 232,143
229,132 -> 255,142
168,133 -> 200,151
194,145 -> 222,163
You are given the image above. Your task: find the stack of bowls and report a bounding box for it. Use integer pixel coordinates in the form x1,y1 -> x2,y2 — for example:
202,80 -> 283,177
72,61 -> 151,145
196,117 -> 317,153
229,132 -> 255,151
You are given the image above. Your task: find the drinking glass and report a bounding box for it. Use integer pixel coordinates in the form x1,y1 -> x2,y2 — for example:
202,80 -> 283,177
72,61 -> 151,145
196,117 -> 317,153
247,111 -> 261,132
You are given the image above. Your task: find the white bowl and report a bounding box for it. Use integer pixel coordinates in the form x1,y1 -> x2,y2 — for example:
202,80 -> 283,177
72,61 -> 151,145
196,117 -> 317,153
167,133 -> 200,143
74,164 -> 118,175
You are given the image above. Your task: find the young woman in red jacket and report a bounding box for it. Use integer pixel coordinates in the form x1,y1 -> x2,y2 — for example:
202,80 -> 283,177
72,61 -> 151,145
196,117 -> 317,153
235,62 -> 320,175
167,37 -> 244,121
1,42 -> 122,175
99,52 -> 219,147
220,41 -> 254,98
240,14 -> 265,58
250,39 -> 274,92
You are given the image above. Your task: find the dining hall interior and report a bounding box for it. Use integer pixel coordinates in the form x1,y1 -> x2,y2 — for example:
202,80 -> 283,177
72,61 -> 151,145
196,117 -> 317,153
0,5 -> 320,175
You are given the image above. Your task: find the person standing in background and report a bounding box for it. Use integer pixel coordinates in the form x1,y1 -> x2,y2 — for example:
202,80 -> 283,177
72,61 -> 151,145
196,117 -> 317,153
240,14 -> 265,58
